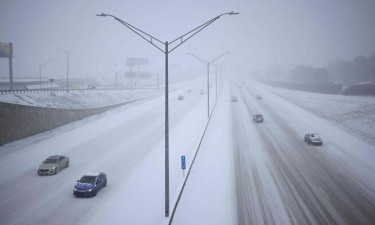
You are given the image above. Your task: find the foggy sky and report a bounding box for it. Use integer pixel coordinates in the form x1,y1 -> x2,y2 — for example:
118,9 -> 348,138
1,0 -> 375,80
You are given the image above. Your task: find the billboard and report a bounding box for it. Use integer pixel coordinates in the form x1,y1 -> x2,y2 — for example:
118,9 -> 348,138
127,58 -> 148,66
0,42 -> 12,58
125,72 -> 137,78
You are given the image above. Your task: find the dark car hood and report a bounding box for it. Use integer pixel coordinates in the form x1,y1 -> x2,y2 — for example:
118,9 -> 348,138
75,183 -> 95,190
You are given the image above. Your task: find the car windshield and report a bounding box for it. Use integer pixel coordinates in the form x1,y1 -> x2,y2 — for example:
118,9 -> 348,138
79,176 -> 97,184
43,158 -> 58,164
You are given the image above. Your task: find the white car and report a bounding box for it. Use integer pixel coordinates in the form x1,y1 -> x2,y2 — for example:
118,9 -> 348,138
37,155 -> 69,175
304,133 -> 323,145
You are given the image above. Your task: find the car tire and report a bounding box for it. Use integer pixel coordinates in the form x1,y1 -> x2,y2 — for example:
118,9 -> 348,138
308,140 -> 311,145
93,189 -> 97,196
104,180 -> 107,187
54,167 -> 59,174
66,162 -> 69,168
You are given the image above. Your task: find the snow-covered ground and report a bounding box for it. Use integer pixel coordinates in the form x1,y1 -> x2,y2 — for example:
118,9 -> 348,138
0,89 -> 162,108
0,78 -> 198,108
230,80 -> 375,224
1,76 -> 375,225
253,79 -> 375,145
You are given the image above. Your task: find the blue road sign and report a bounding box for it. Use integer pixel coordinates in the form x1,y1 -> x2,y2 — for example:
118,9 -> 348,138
181,156 -> 186,170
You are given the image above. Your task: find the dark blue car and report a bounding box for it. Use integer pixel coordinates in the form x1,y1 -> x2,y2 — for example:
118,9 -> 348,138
73,172 -> 107,197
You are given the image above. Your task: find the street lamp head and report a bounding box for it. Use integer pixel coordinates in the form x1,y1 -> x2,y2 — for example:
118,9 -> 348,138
96,13 -> 108,17
228,11 -> 240,15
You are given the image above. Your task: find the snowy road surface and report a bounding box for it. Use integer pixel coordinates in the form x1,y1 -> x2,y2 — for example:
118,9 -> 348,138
231,81 -> 375,225
1,78 -> 375,225
0,85 -> 211,225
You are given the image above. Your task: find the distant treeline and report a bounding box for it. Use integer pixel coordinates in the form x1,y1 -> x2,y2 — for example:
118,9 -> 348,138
254,53 -> 375,95
263,80 -> 342,94
259,53 -> 375,85
328,53 -> 375,85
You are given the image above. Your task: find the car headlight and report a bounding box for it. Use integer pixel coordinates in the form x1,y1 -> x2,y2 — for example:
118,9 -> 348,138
88,189 -> 93,192
74,188 -> 77,191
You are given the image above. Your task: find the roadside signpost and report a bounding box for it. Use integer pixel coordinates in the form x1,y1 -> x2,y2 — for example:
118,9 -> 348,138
181,156 -> 186,177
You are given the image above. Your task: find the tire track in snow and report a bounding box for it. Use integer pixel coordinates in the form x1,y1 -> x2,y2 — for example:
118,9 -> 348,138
241,84 -> 375,225
231,85 -> 276,225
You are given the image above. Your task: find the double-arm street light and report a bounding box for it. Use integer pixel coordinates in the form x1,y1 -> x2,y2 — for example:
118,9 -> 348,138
39,59 -> 54,88
186,52 -> 230,117
97,11 -> 238,217
58,49 -> 69,91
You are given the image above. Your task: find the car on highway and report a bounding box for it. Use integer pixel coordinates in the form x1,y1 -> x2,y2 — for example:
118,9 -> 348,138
178,95 -> 184,100
304,133 -> 323,145
231,96 -> 238,102
256,95 -> 262,100
73,172 -> 107,197
37,155 -> 69,175
253,114 -> 264,123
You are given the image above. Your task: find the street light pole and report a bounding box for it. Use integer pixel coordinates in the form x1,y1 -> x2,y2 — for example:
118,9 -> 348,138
39,59 -> 54,89
97,11 -> 238,217
186,52 -> 230,117
58,49 -> 69,91
207,63 -> 210,117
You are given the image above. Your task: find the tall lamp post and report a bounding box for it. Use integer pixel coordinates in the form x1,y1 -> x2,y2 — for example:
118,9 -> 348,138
58,49 -> 69,91
97,11 -> 238,217
214,60 -> 229,99
186,52 -> 230,117
39,59 -> 54,88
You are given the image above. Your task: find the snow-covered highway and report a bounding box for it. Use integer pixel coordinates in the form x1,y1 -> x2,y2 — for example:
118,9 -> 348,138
1,79 -> 375,225
231,81 -> 375,224
0,84 -> 211,225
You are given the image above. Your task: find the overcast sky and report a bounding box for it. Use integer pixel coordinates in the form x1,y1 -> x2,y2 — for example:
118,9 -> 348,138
1,0 -> 375,80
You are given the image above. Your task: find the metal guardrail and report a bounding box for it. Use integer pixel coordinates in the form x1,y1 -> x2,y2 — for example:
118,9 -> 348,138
0,87 -> 163,95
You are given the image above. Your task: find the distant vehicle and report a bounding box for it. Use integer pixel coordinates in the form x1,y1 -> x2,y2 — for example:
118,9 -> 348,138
187,89 -> 192,93
73,172 -> 107,197
256,95 -> 262,100
304,133 -> 323,145
178,95 -> 184,100
37,155 -> 69,175
231,96 -> 238,102
200,90 -> 205,95
87,85 -> 96,89
253,114 -> 264,123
